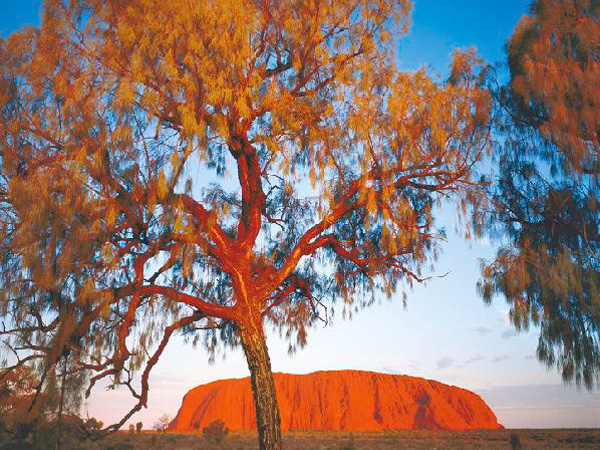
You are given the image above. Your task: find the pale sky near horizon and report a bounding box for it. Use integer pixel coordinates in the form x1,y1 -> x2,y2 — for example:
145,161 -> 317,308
1,0 -> 599,430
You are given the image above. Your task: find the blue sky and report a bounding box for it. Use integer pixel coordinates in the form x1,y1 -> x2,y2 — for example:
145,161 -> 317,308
2,0 -> 599,430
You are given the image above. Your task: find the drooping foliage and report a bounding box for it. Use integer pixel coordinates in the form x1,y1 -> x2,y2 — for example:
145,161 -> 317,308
0,0 -> 489,445
480,0 -> 599,388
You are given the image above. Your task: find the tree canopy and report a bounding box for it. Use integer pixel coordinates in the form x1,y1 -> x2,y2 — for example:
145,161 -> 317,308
481,0 -> 599,389
0,1 -> 490,448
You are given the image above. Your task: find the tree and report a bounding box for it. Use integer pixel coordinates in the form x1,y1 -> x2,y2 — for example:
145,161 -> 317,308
84,417 -> 104,439
0,366 -> 39,439
152,414 -> 171,433
480,0 -> 599,388
0,365 -> 86,446
0,1 -> 490,449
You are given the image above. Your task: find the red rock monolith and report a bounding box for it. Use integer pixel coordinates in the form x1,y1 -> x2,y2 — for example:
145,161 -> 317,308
169,370 -> 503,431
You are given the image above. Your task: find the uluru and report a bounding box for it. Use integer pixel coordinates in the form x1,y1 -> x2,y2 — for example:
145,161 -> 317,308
169,370 -> 503,432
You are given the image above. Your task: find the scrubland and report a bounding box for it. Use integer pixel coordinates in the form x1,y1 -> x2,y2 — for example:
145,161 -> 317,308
51,429 -> 599,449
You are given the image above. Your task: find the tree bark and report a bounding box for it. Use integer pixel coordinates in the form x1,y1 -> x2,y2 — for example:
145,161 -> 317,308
239,318 -> 282,450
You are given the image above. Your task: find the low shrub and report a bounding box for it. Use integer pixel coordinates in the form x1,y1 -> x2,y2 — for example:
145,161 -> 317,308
202,420 -> 229,444
509,432 -> 522,450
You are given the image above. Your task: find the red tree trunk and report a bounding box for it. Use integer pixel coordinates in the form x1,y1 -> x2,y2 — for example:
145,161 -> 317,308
239,317 -> 282,450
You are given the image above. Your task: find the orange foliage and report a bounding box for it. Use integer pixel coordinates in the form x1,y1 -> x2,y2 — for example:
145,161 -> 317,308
0,1 -> 490,446
508,0 -> 599,174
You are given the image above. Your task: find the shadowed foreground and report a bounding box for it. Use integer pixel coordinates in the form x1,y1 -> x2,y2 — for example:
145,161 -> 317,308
35,429 -> 600,450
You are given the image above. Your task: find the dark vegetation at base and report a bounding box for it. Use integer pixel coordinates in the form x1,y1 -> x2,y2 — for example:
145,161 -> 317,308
2,429 -> 597,450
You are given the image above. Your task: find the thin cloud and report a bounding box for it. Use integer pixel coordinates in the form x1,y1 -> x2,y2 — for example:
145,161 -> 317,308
470,325 -> 493,335
151,373 -> 197,389
465,354 -> 485,364
491,355 -> 510,364
476,384 -> 600,428
379,366 -> 403,374
501,329 -> 519,339
406,359 -> 422,371
380,360 -> 422,375
436,357 -> 454,370
457,354 -> 485,369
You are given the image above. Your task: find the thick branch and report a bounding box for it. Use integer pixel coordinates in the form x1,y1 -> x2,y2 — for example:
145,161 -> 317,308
136,285 -> 234,320
232,143 -> 266,254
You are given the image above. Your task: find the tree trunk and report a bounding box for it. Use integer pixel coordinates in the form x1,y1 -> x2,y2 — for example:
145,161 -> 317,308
239,318 -> 282,450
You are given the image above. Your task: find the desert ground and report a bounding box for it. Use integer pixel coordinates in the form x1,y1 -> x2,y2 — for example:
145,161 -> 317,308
62,429 -> 600,449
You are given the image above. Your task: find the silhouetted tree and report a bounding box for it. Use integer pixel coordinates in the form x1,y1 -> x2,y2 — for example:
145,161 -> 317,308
152,415 -> 171,433
0,1 -> 490,448
480,0 -> 599,388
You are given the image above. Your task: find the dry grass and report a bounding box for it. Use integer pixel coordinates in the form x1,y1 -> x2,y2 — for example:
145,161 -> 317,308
57,429 -> 600,450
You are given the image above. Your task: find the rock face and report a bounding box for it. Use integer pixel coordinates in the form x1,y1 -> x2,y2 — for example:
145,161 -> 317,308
169,370 -> 503,432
